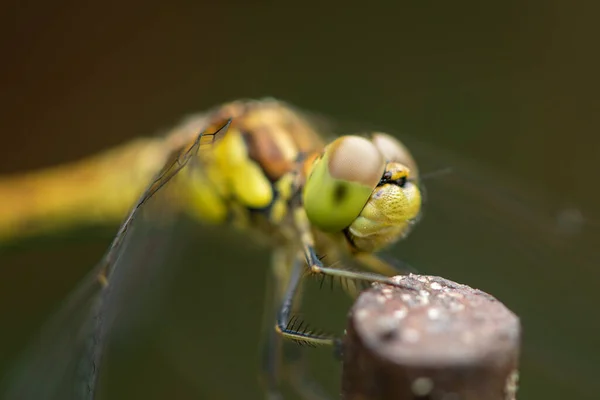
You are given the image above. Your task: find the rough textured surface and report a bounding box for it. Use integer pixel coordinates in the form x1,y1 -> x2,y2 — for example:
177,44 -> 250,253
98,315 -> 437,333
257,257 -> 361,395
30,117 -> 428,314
341,274 -> 520,400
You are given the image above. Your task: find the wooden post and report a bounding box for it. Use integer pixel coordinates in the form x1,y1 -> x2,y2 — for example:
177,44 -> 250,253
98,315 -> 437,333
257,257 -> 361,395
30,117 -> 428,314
341,274 -> 520,400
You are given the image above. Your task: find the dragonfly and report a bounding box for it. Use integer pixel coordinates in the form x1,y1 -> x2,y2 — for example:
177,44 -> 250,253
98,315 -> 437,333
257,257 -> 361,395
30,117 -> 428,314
0,99 -> 428,399
0,98 -> 597,400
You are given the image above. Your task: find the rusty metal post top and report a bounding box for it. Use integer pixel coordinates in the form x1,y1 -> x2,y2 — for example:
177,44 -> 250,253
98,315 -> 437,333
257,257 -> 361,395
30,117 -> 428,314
342,274 -> 521,400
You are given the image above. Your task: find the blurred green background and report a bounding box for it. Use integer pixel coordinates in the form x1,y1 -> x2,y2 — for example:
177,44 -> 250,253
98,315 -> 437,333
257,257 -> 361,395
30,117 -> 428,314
1,1 -> 599,399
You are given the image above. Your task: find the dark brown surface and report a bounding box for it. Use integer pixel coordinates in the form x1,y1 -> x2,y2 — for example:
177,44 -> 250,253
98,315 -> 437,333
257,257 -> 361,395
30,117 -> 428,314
342,275 -> 520,400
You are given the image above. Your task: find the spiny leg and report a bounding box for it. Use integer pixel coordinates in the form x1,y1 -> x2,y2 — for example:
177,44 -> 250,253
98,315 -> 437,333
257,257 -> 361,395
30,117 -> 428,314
266,208 -> 419,398
275,252 -> 339,399
293,207 -> 419,293
261,250 -> 331,400
275,253 -> 336,347
279,265 -> 331,399
323,252 -> 418,299
259,250 -> 287,399
353,252 -> 418,276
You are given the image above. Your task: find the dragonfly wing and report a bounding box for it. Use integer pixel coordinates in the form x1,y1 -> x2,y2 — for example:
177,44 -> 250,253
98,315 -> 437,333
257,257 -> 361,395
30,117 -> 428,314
0,120 -> 230,400
1,265 -> 104,399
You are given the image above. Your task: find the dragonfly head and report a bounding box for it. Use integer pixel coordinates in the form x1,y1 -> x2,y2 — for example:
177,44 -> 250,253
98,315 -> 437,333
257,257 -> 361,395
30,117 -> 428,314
303,133 -> 422,253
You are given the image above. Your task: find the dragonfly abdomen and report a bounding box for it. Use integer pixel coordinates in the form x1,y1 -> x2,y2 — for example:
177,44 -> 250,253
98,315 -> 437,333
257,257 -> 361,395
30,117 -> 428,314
0,138 -> 171,244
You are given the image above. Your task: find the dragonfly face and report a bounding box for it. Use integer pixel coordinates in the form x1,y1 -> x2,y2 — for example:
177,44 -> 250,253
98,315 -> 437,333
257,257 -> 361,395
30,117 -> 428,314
303,134 -> 422,252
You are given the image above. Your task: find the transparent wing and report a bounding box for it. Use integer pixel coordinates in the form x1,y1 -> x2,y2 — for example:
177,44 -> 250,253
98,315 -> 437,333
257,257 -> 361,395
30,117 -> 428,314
0,120 -> 230,400
317,114 -> 600,399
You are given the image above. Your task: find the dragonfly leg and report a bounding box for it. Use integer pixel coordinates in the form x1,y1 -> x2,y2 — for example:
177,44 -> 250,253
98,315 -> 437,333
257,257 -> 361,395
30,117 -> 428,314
259,249 -> 291,399
293,207 -> 419,292
273,252 -> 336,399
262,249 -> 333,399
274,253 -> 336,346
353,252 -> 418,276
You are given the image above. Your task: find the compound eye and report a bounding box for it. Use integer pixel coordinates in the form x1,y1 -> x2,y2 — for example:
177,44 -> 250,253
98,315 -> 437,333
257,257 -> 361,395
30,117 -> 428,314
303,136 -> 385,232
372,133 -> 419,180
